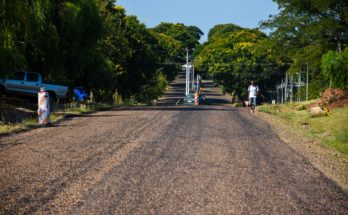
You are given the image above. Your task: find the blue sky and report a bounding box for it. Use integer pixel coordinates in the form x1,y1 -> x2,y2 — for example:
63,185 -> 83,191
116,0 -> 279,42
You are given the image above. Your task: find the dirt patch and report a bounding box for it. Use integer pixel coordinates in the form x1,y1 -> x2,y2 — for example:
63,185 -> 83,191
329,96 -> 348,109
255,110 -> 348,193
309,88 -> 348,110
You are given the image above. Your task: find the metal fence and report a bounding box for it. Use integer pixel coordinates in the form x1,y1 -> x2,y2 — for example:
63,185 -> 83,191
275,63 -> 309,104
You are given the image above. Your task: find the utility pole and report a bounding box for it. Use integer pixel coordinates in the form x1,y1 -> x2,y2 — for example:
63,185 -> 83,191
290,74 -> 293,103
298,70 -> 301,102
275,85 -> 278,103
306,62 -> 309,101
277,84 -> 280,104
285,73 -> 288,102
277,85 -> 280,103
185,48 -> 189,96
192,64 -> 195,93
281,79 -> 284,104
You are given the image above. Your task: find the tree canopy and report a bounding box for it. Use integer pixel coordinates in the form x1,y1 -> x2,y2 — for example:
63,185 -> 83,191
207,24 -> 242,42
151,22 -> 203,50
195,0 -> 348,103
0,0 -> 203,102
261,0 -> 348,90
195,26 -> 286,100
322,47 -> 348,89
2,0 -> 347,104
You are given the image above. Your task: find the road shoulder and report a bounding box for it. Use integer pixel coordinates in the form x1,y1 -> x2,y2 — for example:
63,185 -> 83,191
254,110 -> 348,193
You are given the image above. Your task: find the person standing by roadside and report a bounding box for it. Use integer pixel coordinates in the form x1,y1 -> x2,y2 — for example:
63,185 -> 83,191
248,80 -> 259,112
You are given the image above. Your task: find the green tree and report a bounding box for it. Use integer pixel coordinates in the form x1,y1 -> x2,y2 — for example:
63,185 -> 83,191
0,0 -> 202,103
0,0 -> 52,76
207,23 -> 242,42
151,22 -> 203,50
196,27 -> 282,100
261,0 -> 348,96
322,47 -> 348,89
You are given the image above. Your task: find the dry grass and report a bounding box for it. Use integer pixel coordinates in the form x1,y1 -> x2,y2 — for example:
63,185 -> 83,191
258,102 -> 348,154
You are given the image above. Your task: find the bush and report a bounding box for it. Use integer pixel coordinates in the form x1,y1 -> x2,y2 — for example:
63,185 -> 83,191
134,72 -> 169,104
322,48 -> 348,89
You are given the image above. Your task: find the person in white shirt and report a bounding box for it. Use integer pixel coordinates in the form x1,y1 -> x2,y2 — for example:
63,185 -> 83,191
248,80 -> 259,112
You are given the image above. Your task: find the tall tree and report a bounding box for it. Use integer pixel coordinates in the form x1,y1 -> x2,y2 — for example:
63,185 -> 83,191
196,27 -> 283,100
0,0 -> 203,103
207,23 -> 242,42
262,0 -> 348,74
322,47 -> 348,89
151,22 -> 203,50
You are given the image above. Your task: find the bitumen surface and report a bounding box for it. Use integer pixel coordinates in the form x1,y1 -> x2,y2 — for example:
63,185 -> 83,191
0,74 -> 347,214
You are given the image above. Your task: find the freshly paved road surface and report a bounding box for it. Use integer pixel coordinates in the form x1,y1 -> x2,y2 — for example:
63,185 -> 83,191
1,74 -> 347,214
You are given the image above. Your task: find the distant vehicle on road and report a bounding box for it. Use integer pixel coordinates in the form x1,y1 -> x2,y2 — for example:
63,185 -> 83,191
183,94 -> 195,104
0,71 -> 68,100
74,87 -> 89,101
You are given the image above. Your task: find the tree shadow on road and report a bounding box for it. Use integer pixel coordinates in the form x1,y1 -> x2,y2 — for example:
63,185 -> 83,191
114,105 -> 238,112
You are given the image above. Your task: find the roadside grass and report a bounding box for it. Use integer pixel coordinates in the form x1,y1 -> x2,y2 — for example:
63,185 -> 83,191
258,101 -> 348,154
0,102 -> 114,135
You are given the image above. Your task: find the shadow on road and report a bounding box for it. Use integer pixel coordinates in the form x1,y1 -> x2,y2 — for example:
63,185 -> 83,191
65,114 -> 124,118
114,106 -> 237,112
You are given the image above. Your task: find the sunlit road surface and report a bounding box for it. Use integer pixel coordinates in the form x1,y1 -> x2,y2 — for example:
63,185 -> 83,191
1,74 -> 347,214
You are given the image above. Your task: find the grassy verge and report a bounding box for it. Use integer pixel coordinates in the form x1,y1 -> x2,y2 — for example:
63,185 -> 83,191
258,102 -> 348,154
0,102 -> 113,135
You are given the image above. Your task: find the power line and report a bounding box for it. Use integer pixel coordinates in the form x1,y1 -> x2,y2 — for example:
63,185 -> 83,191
205,62 -> 292,66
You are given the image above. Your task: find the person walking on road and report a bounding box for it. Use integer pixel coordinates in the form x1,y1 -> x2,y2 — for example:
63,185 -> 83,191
248,80 -> 259,112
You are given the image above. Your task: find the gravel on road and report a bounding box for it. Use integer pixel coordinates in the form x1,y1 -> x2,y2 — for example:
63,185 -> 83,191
1,77 -> 347,214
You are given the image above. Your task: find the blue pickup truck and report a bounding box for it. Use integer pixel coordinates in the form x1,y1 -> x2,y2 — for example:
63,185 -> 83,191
0,71 -> 68,100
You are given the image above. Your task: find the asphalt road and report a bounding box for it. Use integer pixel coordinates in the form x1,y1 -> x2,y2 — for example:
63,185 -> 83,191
0,74 -> 347,214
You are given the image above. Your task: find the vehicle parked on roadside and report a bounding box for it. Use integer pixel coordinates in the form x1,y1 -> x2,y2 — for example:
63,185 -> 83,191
0,71 -> 68,101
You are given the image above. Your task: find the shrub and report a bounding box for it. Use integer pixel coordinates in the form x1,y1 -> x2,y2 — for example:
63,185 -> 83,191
321,48 -> 348,89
